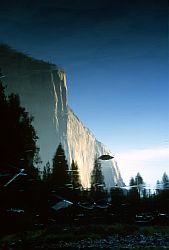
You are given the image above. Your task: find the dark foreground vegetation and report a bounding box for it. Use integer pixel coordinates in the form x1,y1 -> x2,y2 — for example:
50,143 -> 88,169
0,72 -> 169,249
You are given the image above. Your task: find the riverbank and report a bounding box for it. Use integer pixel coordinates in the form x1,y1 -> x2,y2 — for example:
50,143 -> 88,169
0,224 -> 169,249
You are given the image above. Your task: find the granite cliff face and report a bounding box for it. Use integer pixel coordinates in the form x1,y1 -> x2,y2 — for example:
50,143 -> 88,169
63,108 -> 123,188
0,44 -> 123,188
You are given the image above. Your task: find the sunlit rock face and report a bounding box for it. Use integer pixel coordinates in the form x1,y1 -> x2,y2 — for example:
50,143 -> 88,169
0,44 -> 124,188
63,108 -> 124,188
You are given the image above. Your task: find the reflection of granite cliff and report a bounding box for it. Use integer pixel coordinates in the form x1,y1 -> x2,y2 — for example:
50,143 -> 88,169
0,44 -> 124,188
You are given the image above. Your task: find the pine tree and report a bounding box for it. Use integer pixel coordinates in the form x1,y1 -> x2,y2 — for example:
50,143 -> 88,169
129,173 -> 144,198
161,172 -> 169,189
129,173 -> 144,186
0,76 -> 39,178
90,157 -> 105,190
156,180 -> 161,195
71,160 -> 81,188
155,173 -> 169,213
135,172 -> 144,185
129,177 -> 135,186
51,144 -> 70,188
43,162 -> 51,181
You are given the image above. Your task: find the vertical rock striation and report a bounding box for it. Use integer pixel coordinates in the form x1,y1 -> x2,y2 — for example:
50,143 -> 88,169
0,44 -> 124,188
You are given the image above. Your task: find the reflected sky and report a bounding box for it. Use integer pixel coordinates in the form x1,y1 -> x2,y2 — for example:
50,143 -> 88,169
0,0 -> 168,185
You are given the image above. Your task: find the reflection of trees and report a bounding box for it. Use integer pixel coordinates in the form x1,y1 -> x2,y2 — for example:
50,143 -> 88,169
50,144 -> 70,189
90,157 -> 106,200
0,77 -> 39,178
90,157 -> 105,190
70,160 -> 81,188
